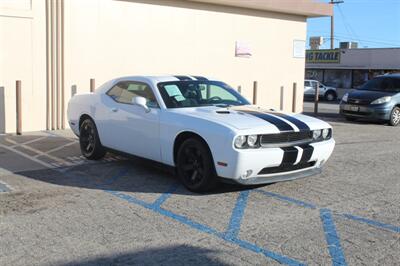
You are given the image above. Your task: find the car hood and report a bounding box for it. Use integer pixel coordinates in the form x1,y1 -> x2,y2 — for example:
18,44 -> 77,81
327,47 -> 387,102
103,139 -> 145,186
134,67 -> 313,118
169,105 -> 330,132
348,89 -> 395,101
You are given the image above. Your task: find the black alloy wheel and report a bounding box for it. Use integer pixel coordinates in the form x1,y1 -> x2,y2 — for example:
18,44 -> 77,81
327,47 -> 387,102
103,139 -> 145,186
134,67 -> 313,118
176,138 -> 217,192
79,118 -> 106,160
389,107 -> 400,126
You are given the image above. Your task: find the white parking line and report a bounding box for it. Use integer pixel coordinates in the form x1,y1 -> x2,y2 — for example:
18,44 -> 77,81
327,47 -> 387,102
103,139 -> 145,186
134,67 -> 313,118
44,131 -> 79,142
36,141 -> 77,157
10,136 -> 48,148
4,138 -> 73,166
0,143 -> 54,169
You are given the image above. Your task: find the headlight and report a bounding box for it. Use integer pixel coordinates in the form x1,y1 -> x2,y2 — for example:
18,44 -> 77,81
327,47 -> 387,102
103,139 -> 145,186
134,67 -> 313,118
247,135 -> 258,147
322,128 -> 330,139
313,130 -> 322,140
371,96 -> 392,105
234,135 -> 247,148
342,93 -> 349,102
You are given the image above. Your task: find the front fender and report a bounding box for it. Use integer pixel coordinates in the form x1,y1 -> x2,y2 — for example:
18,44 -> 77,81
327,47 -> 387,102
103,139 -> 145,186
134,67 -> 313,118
159,111 -> 235,169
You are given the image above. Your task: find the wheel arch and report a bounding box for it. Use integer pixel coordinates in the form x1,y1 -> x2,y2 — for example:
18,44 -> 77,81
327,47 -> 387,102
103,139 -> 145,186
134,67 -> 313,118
79,114 -> 94,130
173,131 -> 215,166
325,89 -> 337,97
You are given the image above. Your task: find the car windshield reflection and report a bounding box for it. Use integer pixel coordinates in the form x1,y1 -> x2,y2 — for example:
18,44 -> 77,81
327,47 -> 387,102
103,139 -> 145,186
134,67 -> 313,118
158,81 -> 250,108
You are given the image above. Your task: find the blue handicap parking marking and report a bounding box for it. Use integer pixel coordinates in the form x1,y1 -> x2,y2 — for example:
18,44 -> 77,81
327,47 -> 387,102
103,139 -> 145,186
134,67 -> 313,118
102,169 -> 305,265
224,190 -> 250,240
340,213 -> 400,234
320,209 -> 347,266
254,189 -> 317,209
150,182 -> 180,209
97,167 -> 399,266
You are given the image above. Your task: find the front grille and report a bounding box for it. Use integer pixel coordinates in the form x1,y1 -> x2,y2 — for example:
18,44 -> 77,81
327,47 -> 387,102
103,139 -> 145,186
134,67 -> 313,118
342,110 -> 369,115
347,98 -> 371,105
260,131 -> 312,146
258,161 -> 316,175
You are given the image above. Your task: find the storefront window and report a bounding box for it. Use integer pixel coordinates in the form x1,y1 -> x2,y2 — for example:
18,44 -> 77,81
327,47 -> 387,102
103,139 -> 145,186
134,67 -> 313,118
305,69 -> 324,82
323,69 -> 352,89
352,70 -> 369,88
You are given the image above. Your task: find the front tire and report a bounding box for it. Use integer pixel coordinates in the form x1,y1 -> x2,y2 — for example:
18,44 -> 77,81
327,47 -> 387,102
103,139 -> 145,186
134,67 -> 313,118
389,107 -> 400,126
79,118 -> 106,160
176,138 -> 217,192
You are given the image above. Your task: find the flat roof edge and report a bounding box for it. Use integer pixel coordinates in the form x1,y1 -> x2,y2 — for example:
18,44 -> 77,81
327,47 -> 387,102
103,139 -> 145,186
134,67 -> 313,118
186,0 -> 333,17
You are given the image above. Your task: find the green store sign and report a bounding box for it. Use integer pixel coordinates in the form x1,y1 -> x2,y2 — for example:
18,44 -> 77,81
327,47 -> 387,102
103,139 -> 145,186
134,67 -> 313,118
306,49 -> 340,63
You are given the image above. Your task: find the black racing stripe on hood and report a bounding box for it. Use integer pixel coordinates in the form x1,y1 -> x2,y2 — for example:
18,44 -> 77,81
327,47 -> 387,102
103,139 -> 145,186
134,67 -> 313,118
192,76 -> 208,81
233,108 -> 294,132
265,111 -> 310,131
174,75 -> 192,81
280,147 -> 298,166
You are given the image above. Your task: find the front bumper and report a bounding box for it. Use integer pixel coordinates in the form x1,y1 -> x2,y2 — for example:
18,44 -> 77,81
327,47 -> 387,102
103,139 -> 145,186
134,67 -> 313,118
216,138 -> 335,185
231,167 -> 322,185
340,103 -> 392,120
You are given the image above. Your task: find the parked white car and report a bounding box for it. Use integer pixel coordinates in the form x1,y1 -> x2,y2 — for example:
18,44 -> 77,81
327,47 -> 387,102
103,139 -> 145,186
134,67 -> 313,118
68,76 -> 335,192
304,79 -> 338,101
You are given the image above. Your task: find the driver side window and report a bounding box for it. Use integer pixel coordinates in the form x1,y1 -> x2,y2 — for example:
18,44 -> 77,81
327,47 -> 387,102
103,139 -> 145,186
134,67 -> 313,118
107,81 -> 159,108
200,84 -> 237,101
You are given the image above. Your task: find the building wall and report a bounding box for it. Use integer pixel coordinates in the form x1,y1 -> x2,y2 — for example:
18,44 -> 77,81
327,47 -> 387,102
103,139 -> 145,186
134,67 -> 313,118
1,0 -> 308,133
0,0 -> 47,133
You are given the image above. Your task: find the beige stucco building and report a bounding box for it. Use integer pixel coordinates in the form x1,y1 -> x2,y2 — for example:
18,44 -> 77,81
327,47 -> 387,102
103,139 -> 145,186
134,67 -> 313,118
0,0 -> 331,133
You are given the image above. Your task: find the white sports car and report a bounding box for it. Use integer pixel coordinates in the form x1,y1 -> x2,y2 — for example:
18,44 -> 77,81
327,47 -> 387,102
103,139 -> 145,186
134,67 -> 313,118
68,75 -> 335,192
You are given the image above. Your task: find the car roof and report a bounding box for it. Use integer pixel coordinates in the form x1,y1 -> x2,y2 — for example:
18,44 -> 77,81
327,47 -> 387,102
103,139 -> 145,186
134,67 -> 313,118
115,75 -> 216,83
375,73 -> 400,79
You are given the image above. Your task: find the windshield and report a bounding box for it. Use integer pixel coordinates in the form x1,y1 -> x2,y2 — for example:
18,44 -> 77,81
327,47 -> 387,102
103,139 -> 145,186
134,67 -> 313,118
158,81 -> 250,108
360,77 -> 400,93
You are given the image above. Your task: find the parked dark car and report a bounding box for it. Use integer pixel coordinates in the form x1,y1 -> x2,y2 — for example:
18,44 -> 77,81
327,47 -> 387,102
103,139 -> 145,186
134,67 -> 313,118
340,74 -> 400,126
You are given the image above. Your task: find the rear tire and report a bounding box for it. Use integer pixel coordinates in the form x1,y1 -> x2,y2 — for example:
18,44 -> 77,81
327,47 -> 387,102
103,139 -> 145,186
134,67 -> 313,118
325,91 -> 337,101
79,118 -> 106,160
389,107 -> 400,126
176,138 -> 217,192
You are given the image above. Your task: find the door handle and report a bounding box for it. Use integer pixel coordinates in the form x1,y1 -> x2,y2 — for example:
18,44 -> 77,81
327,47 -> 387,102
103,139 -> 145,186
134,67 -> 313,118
111,108 -> 118,112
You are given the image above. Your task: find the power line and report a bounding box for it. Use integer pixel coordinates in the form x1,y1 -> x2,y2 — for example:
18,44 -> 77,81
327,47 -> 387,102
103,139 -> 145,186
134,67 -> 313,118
337,5 -> 363,46
318,35 -> 400,47
308,31 -> 400,43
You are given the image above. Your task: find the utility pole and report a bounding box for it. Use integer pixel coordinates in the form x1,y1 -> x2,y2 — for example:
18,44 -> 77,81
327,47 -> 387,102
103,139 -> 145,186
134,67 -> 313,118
330,0 -> 344,49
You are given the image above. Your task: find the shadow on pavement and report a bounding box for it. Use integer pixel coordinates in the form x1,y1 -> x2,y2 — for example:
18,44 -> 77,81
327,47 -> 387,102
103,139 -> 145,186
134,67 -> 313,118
12,156 -> 262,196
57,245 -> 228,266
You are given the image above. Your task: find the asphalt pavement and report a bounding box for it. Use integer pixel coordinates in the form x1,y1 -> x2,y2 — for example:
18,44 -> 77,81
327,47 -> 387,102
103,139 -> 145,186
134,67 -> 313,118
0,113 -> 399,265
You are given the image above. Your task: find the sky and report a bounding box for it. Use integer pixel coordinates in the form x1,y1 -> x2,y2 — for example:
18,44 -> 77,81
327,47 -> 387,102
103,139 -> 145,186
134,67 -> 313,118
307,0 -> 400,49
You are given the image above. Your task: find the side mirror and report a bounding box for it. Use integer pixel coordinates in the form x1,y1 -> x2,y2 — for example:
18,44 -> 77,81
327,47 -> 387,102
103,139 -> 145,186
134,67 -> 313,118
132,96 -> 150,113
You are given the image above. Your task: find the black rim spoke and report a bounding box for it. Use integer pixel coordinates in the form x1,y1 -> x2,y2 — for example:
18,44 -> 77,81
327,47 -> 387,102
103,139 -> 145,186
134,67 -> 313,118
81,122 -> 95,154
180,145 -> 205,186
